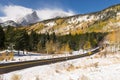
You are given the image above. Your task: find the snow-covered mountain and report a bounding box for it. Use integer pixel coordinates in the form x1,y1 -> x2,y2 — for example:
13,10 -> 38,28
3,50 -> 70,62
0,9 -> 75,27
16,11 -> 39,26
1,4 -> 120,31
24,4 -> 120,35
0,20 -> 19,27
0,11 -> 40,27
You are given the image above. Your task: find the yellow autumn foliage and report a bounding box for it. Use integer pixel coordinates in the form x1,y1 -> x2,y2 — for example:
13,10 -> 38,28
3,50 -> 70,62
83,41 -> 91,50
61,43 -> 71,53
56,19 -> 64,25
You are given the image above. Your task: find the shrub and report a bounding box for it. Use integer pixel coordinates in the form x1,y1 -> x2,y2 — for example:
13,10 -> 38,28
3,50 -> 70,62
0,53 -> 6,61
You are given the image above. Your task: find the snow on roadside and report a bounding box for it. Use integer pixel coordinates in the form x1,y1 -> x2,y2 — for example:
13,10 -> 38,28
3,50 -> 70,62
0,50 -> 71,63
1,51 -> 120,80
0,48 -> 92,63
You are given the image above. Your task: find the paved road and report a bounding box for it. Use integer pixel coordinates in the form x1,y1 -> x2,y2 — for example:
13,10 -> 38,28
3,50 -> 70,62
0,47 -> 102,74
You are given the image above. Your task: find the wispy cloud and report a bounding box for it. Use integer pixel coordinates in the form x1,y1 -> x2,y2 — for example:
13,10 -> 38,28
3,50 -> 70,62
0,5 -> 33,22
36,8 -> 75,20
0,5 -> 75,22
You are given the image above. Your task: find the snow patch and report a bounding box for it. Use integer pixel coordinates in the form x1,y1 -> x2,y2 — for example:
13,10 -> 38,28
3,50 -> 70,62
45,21 -> 56,27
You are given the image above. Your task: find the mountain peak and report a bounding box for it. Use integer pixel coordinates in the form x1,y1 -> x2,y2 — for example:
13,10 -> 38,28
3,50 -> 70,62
16,11 -> 40,26
31,11 -> 37,16
24,4 -> 120,35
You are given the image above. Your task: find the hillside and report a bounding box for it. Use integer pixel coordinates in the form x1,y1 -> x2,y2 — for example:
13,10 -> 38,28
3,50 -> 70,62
20,4 -> 120,35
1,4 -> 120,54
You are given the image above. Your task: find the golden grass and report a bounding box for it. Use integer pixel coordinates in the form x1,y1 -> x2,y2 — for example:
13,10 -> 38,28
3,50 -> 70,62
0,52 -> 14,61
79,74 -> 89,80
66,64 -> 76,71
0,53 -> 6,61
11,74 -> 21,80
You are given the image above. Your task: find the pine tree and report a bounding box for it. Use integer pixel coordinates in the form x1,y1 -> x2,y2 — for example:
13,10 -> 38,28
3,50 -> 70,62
51,32 -> 56,42
14,30 -> 29,54
0,26 -> 5,49
46,32 -> 50,41
29,31 -> 39,51
5,26 -> 15,48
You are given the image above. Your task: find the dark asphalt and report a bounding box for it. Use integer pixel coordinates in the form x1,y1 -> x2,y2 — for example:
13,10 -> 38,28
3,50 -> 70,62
0,47 -> 101,74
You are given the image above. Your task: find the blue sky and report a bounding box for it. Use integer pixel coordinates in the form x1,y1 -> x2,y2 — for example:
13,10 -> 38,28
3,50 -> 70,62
0,0 -> 120,13
0,0 -> 120,21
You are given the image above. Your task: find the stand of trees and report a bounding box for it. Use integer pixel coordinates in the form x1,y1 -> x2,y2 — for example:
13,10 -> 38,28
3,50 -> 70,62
0,26 -> 107,54
0,26 -> 5,49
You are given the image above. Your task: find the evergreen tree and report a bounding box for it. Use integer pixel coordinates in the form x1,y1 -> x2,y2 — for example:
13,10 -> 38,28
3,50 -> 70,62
0,26 -> 5,49
29,31 -> 39,51
51,32 -> 56,42
46,32 -> 50,41
40,34 -> 46,48
14,30 -> 29,54
5,26 -> 15,48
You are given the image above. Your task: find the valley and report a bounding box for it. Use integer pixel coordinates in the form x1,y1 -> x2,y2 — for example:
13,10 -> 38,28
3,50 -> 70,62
0,3 -> 120,80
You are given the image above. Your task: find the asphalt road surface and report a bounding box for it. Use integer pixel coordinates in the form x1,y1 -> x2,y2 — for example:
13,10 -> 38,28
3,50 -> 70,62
0,47 -> 102,74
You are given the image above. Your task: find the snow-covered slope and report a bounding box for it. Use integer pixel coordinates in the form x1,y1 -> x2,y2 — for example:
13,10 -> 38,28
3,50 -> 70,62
0,19 -> 3,23
25,4 -> 120,35
0,20 -> 19,27
1,49 -> 120,80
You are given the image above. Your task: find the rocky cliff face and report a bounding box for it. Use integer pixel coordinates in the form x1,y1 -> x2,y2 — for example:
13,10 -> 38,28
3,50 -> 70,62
16,11 -> 39,26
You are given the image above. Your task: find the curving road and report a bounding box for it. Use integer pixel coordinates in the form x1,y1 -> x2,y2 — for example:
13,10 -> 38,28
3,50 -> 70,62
0,46 -> 102,74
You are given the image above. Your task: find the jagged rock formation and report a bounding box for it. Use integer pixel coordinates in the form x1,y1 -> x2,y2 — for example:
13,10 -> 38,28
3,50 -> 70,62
16,11 -> 39,26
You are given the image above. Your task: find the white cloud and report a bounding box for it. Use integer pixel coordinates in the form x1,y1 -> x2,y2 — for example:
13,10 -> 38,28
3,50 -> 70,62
0,5 -> 75,22
36,8 -> 75,20
0,5 -> 33,22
